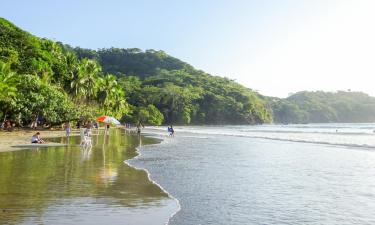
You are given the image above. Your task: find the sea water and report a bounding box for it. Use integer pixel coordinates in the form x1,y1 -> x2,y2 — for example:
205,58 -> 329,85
129,124 -> 375,225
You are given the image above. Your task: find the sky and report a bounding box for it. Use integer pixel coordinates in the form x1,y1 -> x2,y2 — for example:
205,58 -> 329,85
1,0 -> 374,97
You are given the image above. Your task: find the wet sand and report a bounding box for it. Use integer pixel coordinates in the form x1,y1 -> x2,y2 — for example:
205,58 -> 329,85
0,129 -> 79,152
0,129 -> 178,225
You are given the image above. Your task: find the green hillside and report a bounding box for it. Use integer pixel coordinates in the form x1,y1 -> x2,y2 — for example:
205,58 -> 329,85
2,17 -> 375,126
269,91 -> 375,124
0,18 -> 271,125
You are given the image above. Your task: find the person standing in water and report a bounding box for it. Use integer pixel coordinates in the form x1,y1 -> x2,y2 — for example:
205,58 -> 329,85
168,125 -> 175,137
105,123 -> 110,135
85,122 -> 93,137
170,125 -> 174,137
136,122 -> 144,136
64,122 -> 71,137
137,124 -> 141,136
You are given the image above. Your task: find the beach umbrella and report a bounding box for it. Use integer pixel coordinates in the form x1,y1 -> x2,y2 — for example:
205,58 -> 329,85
96,116 -> 121,125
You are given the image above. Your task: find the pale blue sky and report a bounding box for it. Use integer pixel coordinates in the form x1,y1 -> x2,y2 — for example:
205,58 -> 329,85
1,0 -> 374,97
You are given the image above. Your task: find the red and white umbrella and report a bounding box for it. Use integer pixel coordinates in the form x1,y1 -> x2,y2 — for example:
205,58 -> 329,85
96,116 -> 121,125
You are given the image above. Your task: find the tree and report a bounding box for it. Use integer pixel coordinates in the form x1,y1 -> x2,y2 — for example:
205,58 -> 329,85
97,74 -> 129,117
0,61 -> 18,101
70,58 -> 101,102
14,75 -> 78,124
0,61 -> 19,120
138,105 -> 164,125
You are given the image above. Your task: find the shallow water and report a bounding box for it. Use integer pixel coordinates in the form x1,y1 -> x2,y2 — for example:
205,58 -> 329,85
131,124 -> 375,225
0,130 -> 177,225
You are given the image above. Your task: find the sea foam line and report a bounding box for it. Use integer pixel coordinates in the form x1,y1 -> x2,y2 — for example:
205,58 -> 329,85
145,127 -> 375,150
124,133 -> 181,225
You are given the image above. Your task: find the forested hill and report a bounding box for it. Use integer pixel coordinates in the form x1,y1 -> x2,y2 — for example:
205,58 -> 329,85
72,47 -> 194,79
2,18 -> 375,126
0,17 -> 271,125
268,91 -> 375,124
73,45 -> 375,124
69,46 -> 272,124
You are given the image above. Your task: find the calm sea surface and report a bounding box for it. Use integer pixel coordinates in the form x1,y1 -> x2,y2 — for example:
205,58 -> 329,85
129,124 -> 375,225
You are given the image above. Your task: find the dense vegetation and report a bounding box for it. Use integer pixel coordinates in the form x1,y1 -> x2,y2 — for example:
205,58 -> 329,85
0,18 -> 271,126
269,91 -> 375,124
2,18 -> 375,126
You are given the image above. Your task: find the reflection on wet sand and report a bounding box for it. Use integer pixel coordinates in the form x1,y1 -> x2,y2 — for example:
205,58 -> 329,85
0,130 -> 177,225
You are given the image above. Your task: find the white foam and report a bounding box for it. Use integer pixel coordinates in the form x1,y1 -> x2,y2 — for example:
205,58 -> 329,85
124,135 -> 181,225
144,125 -> 375,149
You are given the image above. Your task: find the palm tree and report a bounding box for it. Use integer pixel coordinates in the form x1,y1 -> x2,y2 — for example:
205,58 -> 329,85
70,59 -> 101,102
0,61 -> 18,100
97,74 -> 128,116
80,59 -> 101,99
0,61 -> 19,121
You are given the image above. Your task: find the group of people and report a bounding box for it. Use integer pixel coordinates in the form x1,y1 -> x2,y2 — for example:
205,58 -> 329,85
29,121 -> 176,144
63,121 -> 101,137
133,123 -> 175,137
1,120 -> 14,132
31,121 -> 95,144
75,120 -> 99,129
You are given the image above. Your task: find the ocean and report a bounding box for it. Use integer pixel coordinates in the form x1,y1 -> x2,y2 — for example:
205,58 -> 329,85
129,123 -> 375,225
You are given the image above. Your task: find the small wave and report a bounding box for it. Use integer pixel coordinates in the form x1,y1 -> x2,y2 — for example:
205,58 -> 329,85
144,127 -> 375,150
239,129 -> 375,135
124,136 -> 181,225
243,135 -> 375,149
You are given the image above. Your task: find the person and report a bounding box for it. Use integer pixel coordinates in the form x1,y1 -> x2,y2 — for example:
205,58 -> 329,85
86,121 -> 93,129
76,121 -> 81,129
30,119 -> 37,130
137,124 -> 141,136
31,132 -> 45,144
85,122 -> 92,137
80,128 -> 92,146
64,122 -> 71,137
167,126 -> 172,136
169,125 -> 174,137
105,123 -> 110,135
5,120 -> 12,132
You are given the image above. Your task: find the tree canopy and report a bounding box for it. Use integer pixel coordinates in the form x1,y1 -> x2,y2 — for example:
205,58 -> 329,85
268,91 -> 375,124
0,18 -> 273,126
2,17 -> 375,126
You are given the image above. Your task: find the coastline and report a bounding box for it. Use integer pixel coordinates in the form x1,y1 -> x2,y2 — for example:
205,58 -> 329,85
0,129 -> 179,225
3,125 -> 375,224
0,129 -> 78,152
125,130 -> 181,225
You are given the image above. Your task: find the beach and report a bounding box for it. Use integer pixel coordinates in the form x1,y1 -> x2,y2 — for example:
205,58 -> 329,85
0,129 -> 178,225
2,124 -> 375,224
0,129 -> 72,152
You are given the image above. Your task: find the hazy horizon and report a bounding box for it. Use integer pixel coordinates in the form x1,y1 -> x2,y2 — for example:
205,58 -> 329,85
1,0 -> 374,98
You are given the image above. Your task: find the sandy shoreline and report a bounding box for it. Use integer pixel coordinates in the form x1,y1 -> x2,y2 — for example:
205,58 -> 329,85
0,129 -> 79,152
